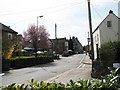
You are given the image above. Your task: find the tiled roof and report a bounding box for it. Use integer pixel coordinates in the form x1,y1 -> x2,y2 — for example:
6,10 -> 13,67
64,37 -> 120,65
1,23 -> 18,34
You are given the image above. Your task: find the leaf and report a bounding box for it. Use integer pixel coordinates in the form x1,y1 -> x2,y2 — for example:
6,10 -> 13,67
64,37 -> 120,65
115,68 -> 120,74
9,83 -> 16,88
31,78 -> 34,83
19,84 -> 25,89
69,80 -> 74,86
110,76 -> 118,82
24,85 -> 28,90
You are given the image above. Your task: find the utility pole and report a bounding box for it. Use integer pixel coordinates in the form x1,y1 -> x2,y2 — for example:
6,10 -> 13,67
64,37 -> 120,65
55,23 -> 58,54
0,24 -> 2,75
87,0 -> 94,60
88,31 -> 90,54
55,23 -> 57,39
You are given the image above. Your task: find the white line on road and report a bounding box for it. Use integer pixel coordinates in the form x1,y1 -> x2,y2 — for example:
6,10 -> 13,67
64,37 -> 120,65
45,69 -> 73,82
77,55 -> 86,69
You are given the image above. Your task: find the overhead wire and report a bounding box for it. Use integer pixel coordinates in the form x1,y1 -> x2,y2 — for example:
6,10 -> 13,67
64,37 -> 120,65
91,3 -> 118,36
1,0 -> 86,24
0,0 -> 85,16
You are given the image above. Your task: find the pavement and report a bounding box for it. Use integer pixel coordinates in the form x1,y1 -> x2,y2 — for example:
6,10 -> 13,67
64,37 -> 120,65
0,73 -> 3,86
46,55 -> 92,83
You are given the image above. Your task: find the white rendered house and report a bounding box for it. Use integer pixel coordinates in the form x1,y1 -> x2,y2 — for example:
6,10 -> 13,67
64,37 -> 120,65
93,10 -> 120,60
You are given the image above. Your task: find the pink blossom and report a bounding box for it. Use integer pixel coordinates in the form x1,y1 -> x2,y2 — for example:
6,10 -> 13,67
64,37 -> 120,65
22,24 -> 50,50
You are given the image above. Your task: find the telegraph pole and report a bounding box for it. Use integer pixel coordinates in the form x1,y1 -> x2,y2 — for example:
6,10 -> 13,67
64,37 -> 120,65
87,0 -> 94,60
88,32 -> 90,54
55,23 -> 58,54
55,23 -> 57,39
0,24 -> 2,75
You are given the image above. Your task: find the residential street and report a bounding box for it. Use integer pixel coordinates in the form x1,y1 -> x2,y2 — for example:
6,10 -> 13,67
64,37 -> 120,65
2,54 -> 92,85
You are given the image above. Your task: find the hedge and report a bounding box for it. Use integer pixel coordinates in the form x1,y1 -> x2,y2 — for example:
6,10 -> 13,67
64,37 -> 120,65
1,68 -> 120,90
92,41 -> 120,78
11,56 -> 54,69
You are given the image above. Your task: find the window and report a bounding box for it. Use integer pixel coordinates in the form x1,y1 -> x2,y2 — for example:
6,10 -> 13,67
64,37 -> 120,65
8,33 -> 13,40
107,21 -> 112,27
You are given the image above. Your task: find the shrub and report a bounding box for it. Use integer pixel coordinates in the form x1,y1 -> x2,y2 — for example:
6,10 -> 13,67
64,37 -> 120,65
92,41 -> 120,78
1,68 -> 120,90
99,41 -> 120,63
2,45 -> 15,60
99,41 -> 116,64
112,41 -> 120,61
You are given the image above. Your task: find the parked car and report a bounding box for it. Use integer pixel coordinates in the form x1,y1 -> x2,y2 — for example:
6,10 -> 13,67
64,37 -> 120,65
62,50 -> 73,57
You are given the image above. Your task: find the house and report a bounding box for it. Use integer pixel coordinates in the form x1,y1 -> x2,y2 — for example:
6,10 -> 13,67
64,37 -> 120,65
1,23 -> 18,53
52,38 -> 68,54
1,23 -> 18,42
93,10 -> 120,60
71,36 -> 83,54
0,23 -> 18,72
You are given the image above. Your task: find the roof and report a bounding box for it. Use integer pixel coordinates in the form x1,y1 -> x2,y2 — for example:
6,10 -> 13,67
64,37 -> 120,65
93,10 -> 120,34
0,23 -> 18,34
52,37 -> 66,40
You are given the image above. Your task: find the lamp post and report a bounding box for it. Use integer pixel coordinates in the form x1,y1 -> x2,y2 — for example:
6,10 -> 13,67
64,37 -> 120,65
35,15 -> 43,57
37,15 -> 43,30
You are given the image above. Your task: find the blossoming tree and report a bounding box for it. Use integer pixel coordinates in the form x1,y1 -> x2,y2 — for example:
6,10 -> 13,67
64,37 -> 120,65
22,24 -> 50,55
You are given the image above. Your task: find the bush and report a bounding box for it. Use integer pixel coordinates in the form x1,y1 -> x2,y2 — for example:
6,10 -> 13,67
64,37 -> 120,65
99,42 -> 116,64
99,41 -> 120,63
92,41 -> 120,78
1,68 -> 120,90
112,41 -> 120,61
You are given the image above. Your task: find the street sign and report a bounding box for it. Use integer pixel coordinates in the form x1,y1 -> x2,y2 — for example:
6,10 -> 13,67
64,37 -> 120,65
87,38 -> 91,42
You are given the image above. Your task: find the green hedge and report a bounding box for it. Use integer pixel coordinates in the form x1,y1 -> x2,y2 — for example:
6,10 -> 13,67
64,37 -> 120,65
92,41 -> 120,78
99,41 -> 120,63
1,68 -> 120,90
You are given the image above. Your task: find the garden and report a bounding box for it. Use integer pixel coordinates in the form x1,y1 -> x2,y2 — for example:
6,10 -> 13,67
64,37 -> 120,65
2,24 -> 54,71
2,52 -> 54,70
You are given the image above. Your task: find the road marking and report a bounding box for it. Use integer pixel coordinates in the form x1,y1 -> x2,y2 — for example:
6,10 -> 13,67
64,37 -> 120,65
77,63 -> 83,68
77,55 -> 86,69
82,64 -> 85,67
45,69 -> 73,82
0,73 -> 4,76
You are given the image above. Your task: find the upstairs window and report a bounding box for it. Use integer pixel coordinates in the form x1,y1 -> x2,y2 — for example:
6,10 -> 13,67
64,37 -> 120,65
8,33 -> 13,40
107,21 -> 112,27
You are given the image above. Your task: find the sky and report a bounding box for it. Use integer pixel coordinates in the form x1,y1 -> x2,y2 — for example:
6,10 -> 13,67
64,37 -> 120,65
0,0 -> 119,45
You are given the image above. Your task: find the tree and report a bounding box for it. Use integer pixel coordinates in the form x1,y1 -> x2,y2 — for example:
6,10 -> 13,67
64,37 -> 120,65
22,24 -> 50,55
2,37 -> 17,59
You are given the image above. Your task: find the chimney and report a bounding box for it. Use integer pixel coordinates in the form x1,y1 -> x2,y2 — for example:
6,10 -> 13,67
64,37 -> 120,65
118,1 -> 120,17
109,10 -> 113,14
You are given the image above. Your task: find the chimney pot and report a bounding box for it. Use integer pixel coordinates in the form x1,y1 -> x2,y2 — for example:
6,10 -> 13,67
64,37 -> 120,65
109,10 -> 113,14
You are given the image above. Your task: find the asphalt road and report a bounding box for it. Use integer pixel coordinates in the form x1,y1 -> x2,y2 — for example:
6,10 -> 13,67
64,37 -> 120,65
2,54 -> 85,85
